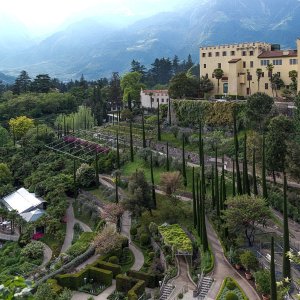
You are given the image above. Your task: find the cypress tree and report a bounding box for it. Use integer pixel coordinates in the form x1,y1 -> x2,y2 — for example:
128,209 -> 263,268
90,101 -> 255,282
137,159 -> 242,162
201,138 -> 206,195
220,172 -> 224,211
270,236 -> 277,300
182,134 -> 187,187
282,172 -> 291,279
215,147 -> 220,217
95,151 -> 100,187
116,130 -> 120,169
168,97 -> 171,125
199,122 -> 202,166
129,120 -> 134,162
232,159 -> 236,197
73,159 -> 77,200
196,175 -> 201,236
199,176 -> 203,241
166,142 -> 170,171
192,167 -> 197,228
142,109 -> 146,148
211,165 -> 215,209
262,134 -> 268,201
115,174 -> 119,203
220,155 -> 226,210
157,101 -> 161,141
233,113 -> 242,194
150,153 -> 156,209
252,148 -> 258,195
243,133 -> 250,195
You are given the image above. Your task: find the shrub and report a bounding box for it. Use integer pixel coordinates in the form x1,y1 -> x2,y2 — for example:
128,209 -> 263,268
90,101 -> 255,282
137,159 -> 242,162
109,256 -> 119,265
148,252 -> 155,260
226,279 -> 236,291
20,241 -> 44,259
130,227 -> 138,236
240,250 -> 258,272
140,233 -> 150,246
178,293 -> 183,299
148,222 -> 158,236
225,292 -> 238,300
254,269 -> 270,295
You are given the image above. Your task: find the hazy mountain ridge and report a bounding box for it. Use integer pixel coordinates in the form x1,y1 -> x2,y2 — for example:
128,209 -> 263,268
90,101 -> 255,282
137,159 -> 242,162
1,0 -> 300,80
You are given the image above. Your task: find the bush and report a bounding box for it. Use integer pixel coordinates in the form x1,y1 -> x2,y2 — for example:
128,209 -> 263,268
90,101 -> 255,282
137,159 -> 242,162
140,233 -> 150,246
109,256 -> 119,265
226,279 -> 235,291
178,293 -> 183,299
130,227 -> 138,236
148,252 -> 155,260
225,292 -> 238,300
240,250 -> 258,272
20,241 -> 44,259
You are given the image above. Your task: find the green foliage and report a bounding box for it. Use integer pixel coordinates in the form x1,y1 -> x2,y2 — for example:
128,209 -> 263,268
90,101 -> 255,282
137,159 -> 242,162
9,115 -> 34,140
0,126 -> 11,146
140,233 -> 151,246
108,256 -> 119,264
66,232 -> 96,260
116,274 -> 145,299
34,283 -> 56,300
158,224 -> 192,253
121,72 -> 146,103
0,92 -> 77,122
55,105 -> 95,131
226,279 -> 236,291
254,269 -> 270,295
216,277 -> 248,300
130,227 -> 138,236
76,163 -> 96,188
20,241 -> 44,259
239,251 -> 258,272
172,99 -> 245,127
225,292 -> 238,300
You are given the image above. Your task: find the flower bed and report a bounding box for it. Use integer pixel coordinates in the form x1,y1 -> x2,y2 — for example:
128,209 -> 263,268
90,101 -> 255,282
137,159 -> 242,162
158,224 -> 192,254
216,277 -> 248,300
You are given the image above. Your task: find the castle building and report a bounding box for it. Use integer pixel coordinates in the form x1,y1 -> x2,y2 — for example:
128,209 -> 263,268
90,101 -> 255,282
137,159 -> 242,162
200,39 -> 300,97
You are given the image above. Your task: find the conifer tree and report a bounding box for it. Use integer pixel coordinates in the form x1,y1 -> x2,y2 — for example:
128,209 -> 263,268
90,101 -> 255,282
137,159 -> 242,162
232,159 -> 236,197
196,175 -> 201,236
199,122 -> 202,166
270,237 -> 277,300
73,159 -> 77,200
182,134 -> 187,187
233,113 -> 242,194
211,165 -> 215,209
199,176 -> 203,241
202,183 -> 208,252
243,133 -> 250,195
201,138 -> 206,195
116,130 -> 120,169
166,142 -> 170,171
150,153 -> 156,209
142,109 -> 146,148
168,98 -> 172,125
115,173 -> 119,203
215,147 -> 220,216
252,148 -> 258,195
282,172 -> 291,279
192,167 -> 197,228
221,155 -> 226,209
262,134 -> 268,200
95,151 -> 100,187
129,120 -> 134,162
157,101 -> 161,141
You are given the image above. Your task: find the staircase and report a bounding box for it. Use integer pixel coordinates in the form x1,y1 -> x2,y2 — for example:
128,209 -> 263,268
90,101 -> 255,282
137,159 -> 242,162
197,277 -> 213,299
159,283 -> 175,300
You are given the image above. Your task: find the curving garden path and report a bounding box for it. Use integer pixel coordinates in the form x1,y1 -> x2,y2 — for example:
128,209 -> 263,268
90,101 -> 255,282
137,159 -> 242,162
40,242 -> 52,268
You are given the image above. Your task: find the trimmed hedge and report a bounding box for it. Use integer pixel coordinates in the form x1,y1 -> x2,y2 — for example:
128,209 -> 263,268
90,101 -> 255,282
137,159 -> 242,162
92,261 -> 121,278
116,274 -> 145,299
216,277 -> 249,300
47,279 -> 63,294
89,267 -> 113,286
56,268 -> 88,290
127,270 -> 159,288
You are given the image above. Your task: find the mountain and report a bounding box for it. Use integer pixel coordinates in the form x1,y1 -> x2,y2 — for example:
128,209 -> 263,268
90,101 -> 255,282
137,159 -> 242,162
0,72 -> 15,84
1,0 -> 300,80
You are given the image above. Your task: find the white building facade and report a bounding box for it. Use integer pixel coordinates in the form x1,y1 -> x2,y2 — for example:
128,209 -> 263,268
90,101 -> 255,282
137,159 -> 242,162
140,89 -> 170,109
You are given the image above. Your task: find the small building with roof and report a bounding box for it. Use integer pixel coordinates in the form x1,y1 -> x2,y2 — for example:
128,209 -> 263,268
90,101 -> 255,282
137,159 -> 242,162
140,89 -> 170,108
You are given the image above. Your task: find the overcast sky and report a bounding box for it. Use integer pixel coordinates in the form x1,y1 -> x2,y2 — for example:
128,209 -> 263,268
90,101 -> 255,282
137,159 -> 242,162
1,0 -> 188,36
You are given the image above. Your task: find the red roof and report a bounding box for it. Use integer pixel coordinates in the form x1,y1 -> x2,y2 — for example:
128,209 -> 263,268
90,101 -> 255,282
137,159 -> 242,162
258,50 -> 297,58
143,90 -> 168,93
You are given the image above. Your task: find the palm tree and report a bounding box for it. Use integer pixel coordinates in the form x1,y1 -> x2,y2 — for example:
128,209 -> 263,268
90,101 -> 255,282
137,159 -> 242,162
266,63 -> 274,96
213,68 -> 224,94
256,68 -> 263,91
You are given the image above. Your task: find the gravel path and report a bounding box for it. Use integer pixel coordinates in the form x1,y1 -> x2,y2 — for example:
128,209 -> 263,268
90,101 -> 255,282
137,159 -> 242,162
60,202 -> 75,254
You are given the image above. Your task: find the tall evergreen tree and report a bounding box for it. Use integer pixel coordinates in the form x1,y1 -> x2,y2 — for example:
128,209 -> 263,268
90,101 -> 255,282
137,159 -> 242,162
192,167 -> 197,228
199,176 -> 203,241
233,113 -> 242,194
196,175 -> 201,236
182,134 -> 187,187
282,173 -> 291,279
73,159 -> 77,200
252,149 -> 258,195
262,135 -> 268,201
157,101 -> 161,141
168,98 -> 172,125
116,130 -> 120,169
150,153 -> 157,209
270,237 -> 277,300
115,173 -> 119,203
243,133 -> 250,195
95,151 -> 100,187
166,142 -> 170,171
142,109 -> 146,148
211,165 -> 215,209
221,155 -> 226,209
232,159 -> 236,197
215,147 -> 220,217
129,120 -> 134,162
